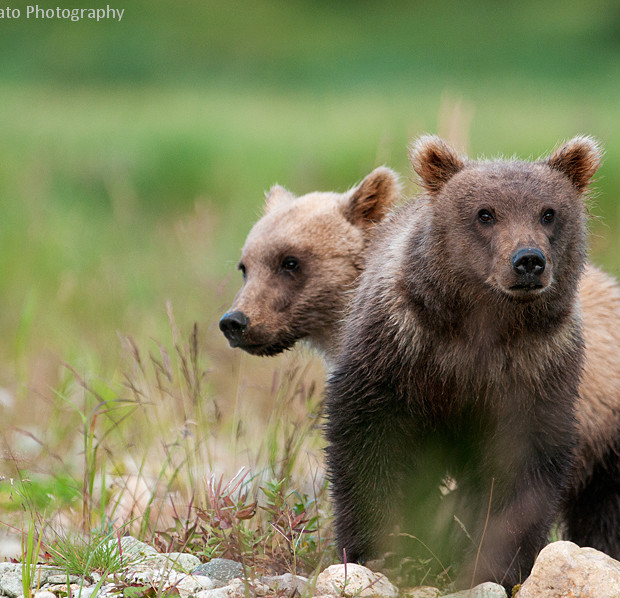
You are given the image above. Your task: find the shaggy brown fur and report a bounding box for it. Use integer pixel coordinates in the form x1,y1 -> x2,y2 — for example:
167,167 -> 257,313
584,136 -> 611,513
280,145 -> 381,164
219,168 -> 401,360
325,136 -> 604,592
563,265 -> 620,556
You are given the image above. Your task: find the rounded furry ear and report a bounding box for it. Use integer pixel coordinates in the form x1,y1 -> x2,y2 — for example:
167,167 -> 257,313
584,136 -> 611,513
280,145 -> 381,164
264,184 -> 295,213
408,135 -> 465,193
546,136 -> 603,191
342,167 -> 402,228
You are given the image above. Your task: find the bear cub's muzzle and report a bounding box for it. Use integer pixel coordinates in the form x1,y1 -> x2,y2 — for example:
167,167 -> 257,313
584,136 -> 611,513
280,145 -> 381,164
510,247 -> 546,290
219,310 -> 250,346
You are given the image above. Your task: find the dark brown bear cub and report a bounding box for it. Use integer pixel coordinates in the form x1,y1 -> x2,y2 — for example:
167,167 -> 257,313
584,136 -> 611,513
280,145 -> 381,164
325,136 -> 602,591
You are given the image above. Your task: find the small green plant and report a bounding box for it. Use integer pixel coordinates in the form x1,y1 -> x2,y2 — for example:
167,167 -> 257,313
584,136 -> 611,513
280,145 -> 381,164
153,469 -> 335,577
21,512 -> 44,598
113,581 -> 182,598
260,478 -> 327,574
55,366 -> 139,532
46,524 -> 140,578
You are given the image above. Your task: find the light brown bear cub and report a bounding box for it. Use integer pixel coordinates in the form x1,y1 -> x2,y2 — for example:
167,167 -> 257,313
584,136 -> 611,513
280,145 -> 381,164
325,136 -> 603,592
219,168 -> 401,361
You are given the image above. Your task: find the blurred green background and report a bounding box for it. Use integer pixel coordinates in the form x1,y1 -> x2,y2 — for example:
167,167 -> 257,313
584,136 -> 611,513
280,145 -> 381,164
1,0 -> 620,412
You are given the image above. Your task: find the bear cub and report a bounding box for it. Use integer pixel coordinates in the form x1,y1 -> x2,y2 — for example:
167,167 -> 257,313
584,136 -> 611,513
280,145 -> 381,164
220,168 -> 401,361
325,136 -> 602,590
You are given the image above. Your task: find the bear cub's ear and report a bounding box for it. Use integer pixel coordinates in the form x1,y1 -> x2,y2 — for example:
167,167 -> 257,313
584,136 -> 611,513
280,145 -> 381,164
408,135 -> 466,194
264,184 -> 296,213
342,167 -> 402,228
546,136 -> 603,191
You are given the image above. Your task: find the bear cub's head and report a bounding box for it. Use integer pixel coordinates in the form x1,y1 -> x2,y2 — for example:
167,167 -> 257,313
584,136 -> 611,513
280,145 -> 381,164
409,135 -> 602,302
220,167 -> 401,357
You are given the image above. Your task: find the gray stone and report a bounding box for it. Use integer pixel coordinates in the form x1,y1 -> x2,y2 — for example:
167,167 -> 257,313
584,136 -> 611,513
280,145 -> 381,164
315,564 -> 399,598
443,581 -> 507,597
33,592 -> 56,598
192,558 -> 244,586
517,541 -> 620,598
32,566 -> 66,586
0,565 -> 81,598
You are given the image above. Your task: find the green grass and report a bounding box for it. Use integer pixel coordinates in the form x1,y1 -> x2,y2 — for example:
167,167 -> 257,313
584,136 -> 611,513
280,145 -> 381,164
46,526 -> 137,577
0,0 -> 619,587
0,80 -> 619,373
1,0 -> 619,92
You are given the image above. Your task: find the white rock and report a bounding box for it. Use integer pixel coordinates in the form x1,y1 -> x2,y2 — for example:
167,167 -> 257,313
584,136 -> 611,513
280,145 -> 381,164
46,574 -> 81,584
71,586 -> 102,598
0,563 -> 19,576
192,574 -> 216,590
130,568 -> 187,585
164,552 -> 202,572
195,578 -> 245,598
315,564 -> 399,598
443,581 -> 507,597
194,578 -> 276,598
260,572 -> 308,594
249,580 -> 270,596
137,554 -> 172,569
119,536 -> 159,557
0,568 -> 23,598
129,568 -> 160,583
95,584 -> 117,598
517,541 -> 620,598
175,574 -> 215,597
47,584 -> 82,596
33,592 -> 56,598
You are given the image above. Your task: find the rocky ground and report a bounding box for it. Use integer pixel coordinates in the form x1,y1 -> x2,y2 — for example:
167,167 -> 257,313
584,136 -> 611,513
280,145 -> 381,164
1,539 -> 620,598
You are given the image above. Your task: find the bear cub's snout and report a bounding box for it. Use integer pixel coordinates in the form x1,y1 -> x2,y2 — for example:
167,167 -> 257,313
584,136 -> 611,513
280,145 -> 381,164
219,310 -> 250,346
511,247 -> 546,287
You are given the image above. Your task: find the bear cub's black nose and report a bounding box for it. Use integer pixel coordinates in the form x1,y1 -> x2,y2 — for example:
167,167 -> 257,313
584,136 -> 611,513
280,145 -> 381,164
512,248 -> 546,277
219,311 -> 250,345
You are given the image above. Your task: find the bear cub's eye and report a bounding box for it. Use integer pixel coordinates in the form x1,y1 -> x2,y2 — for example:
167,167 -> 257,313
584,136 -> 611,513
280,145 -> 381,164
541,209 -> 555,224
280,256 -> 300,272
478,209 -> 495,224
238,262 -> 246,279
